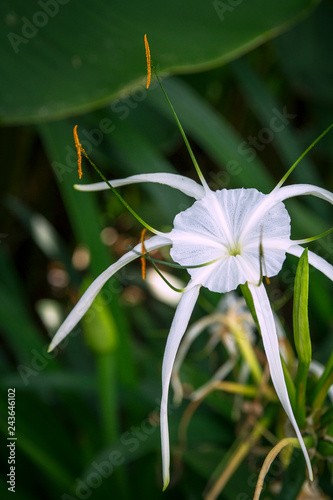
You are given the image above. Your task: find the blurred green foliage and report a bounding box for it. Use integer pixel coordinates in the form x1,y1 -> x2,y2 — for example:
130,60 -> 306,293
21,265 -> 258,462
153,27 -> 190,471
1,1 -> 333,499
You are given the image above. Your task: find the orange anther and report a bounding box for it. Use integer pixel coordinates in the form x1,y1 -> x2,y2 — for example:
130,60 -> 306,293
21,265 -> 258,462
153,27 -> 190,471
73,125 -> 83,179
141,228 -> 147,280
144,34 -> 151,89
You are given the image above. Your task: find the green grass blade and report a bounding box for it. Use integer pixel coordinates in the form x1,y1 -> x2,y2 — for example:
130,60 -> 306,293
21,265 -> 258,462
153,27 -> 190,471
232,58 -> 323,188
148,77 -> 273,192
310,351 -> 333,411
293,248 -> 311,427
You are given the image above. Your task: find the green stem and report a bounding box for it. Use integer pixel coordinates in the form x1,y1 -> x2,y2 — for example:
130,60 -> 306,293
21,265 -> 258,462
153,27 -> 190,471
281,355 -> 296,411
228,319 -> 262,384
96,352 -> 118,443
293,247 -> 311,428
204,411 -> 274,500
310,351 -> 333,412
253,435 -> 314,500
274,123 -> 333,190
79,150 -> 161,235
295,361 -> 310,428
96,352 -> 129,497
154,70 -> 209,190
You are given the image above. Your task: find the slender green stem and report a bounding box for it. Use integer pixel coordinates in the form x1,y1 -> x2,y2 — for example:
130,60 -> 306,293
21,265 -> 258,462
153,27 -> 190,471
253,435 -> 315,500
273,123 -> 333,191
79,150 -> 161,235
96,352 -> 118,443
215,381 -> 275,399
293,226 -> 333,245
153,70 -> 209,190
310,351 -> 333,411
204,412 -> 273,500
130,246 -> 225,270
320,406 -> 333,427
148,258 -> 185,292
227,319 -> 262,384
281,355 -> 296,410
96,352 -> 129,497
295,362 -> 310,428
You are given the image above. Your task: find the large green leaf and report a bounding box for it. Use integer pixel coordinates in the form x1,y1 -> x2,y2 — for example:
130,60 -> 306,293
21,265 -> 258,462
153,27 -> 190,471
1,0 -> 317,124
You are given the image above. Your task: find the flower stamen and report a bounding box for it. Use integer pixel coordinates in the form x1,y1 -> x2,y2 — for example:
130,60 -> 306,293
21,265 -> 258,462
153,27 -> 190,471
144,34 -> 151,89
74,128 -> 162,236
258,227 -> 270,286
73,125 -> 84,179
141,228 -> 147,280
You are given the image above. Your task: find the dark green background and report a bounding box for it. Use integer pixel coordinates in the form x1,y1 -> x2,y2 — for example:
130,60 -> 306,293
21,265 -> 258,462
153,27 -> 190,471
1,1 -> 333,499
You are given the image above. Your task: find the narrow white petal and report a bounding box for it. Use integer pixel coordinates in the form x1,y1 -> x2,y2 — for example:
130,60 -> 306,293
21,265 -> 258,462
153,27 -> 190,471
241,183 -> 333,242
74,173 -> 205,199
272,184 -> 333,206
48,235 -> 171,352
287,244 -> 333,281
248,283 -> 313,480
161,282 -> 201,490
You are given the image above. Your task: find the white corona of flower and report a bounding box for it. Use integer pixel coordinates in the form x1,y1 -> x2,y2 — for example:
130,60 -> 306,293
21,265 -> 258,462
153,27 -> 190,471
48,170 -> 333,488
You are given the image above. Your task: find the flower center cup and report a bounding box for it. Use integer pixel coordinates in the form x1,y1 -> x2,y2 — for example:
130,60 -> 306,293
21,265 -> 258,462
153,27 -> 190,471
170,188 -> 291,293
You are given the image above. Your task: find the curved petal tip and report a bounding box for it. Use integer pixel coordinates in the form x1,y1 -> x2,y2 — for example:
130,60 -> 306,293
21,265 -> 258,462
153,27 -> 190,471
162,475 -> 170,491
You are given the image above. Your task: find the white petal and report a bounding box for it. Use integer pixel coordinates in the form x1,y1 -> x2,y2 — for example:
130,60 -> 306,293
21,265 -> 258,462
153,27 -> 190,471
287,244 -> 333,281
246,237 -> 292,252
170,189 -> 244,249
74,173 -> 205,199
248,283 -> 313,480
272,183 -> 333,206
161,282 -> 201,490
48,235 -> 171,352
243,183 -> 333,241
170,188 -> 290,292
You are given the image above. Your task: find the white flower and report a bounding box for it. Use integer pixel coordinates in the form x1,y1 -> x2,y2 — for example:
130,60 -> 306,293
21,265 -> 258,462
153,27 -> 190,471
48,171 -> 333,488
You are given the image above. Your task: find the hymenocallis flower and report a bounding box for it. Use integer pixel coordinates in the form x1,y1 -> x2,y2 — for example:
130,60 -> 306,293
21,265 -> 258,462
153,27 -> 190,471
48,38 -> 333,490
48,143 -> 333,488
